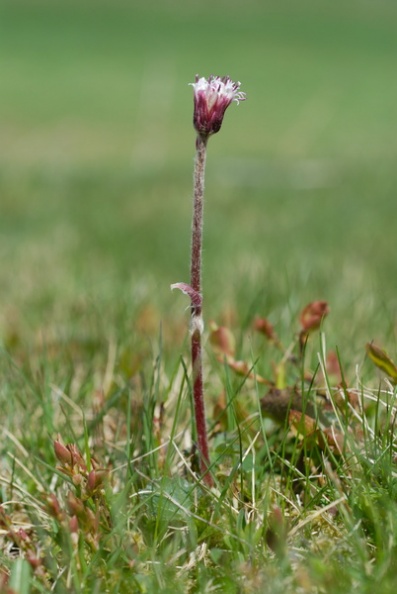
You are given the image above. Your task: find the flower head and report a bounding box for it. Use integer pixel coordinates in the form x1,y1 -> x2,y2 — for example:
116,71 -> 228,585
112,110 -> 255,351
190,75 -> 246,139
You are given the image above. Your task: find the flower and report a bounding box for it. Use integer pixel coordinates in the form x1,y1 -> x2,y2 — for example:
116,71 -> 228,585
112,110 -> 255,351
190,75 -> 246,138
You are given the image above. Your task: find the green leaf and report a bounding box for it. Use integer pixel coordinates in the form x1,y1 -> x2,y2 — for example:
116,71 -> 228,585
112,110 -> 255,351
9,559 -> 32,594
275,362 -> 286,390
143,477 -> 193,523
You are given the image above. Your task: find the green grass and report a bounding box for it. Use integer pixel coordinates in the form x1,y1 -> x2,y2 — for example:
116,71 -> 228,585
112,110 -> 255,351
1,0 -> 397,591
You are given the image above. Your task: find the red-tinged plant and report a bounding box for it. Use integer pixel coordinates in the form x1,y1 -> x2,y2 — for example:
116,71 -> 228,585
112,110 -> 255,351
172,75 -> 246,485
51,439 -> 110,555
209,322 -> 236,358
0,506 -> 49,587
299,300 -> 330,351
53,439 -> 108,498
253,317 -> 277,342
265,505 -> 287,557
300,300 -> 330,333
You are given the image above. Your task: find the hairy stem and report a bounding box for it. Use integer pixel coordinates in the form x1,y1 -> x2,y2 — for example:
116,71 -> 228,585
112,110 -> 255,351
190,135 -> 213,486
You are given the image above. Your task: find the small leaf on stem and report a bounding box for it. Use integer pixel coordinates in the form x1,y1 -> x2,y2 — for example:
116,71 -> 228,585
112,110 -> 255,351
170,282 -> 202,308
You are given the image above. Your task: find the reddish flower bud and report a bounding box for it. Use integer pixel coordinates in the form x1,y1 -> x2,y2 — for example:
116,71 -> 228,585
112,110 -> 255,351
266,505 -> 287,556
67,491 -> 85,518
86,470 -> 106,494
67,443 -> 87,472
69,515 -> 79,534
72,473 -> 84,487
46,494 -> 63,521
26,551 -> 41,570
253,317 -> 277,342
17,528 -> 30,543
209,322 -> 236,357
190,75 -> 246,139
84,507 -> 97,532
326,350 -> 341,380
300,301 -> 329,332
54,440 -> 71,466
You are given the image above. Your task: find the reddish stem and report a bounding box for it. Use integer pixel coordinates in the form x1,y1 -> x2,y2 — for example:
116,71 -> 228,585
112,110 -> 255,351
190,135 -> 213,486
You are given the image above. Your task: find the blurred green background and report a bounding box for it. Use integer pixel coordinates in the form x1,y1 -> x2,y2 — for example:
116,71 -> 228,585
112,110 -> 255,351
1,0 -> 396,357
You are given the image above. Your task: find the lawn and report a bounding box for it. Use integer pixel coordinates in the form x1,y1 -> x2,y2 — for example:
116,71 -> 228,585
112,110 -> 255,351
1,0 -> 397,592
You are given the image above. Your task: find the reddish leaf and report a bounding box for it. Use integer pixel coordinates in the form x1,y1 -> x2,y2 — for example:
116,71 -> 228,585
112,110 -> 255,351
288,410 -> 318,437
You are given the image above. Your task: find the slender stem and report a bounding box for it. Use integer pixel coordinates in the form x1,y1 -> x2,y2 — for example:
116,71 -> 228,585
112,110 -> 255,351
191,136 -> 206,299
190,134 -> 213,486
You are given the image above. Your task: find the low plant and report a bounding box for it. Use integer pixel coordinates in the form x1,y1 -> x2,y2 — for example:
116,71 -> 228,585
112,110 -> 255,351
172,75 -> 246,485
